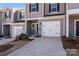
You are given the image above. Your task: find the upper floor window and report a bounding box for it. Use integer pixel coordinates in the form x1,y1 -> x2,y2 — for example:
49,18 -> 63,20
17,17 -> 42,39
5,11 -> 11,19
49,3 -> 60,12
20,11 -> 25,19
29,3 -> 39,12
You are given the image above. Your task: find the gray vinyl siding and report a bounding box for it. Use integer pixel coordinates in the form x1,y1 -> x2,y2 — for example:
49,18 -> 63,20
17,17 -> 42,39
44,3 -> 65,16
69,16 -> 79,37
3,9 -> 13,23
26,3 -> 44,18
69,18 -> 74,37
0,11 -> 2,35
68,3 -> 79,10
0,20 -> 2,35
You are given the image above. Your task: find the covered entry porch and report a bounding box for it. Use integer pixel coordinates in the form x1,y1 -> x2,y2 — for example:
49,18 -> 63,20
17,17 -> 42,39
26,15 -> 65,37
27,20 -> 42,37
69,14 -> 79,37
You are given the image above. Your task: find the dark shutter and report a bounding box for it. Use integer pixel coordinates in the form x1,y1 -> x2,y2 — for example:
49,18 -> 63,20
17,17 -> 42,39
14,12 -> 16,21
5,12 -> 6,19
14,12 -> 15,21
49,4 -> 51,12
36,3 -> 39,11
57,3 -> 60,12
9,11 -> 11,18
29,4 -> 31,12
20,12 -> 22,19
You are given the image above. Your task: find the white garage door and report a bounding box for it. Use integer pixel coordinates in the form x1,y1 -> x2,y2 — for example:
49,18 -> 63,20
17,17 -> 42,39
12,26 -> 24,37
42,21 -> 60,37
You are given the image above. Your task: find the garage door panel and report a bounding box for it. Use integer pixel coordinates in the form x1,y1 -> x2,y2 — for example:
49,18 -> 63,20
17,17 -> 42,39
12,26 -> 24,37
42,21 -> 60,37
16,29 -> 23,36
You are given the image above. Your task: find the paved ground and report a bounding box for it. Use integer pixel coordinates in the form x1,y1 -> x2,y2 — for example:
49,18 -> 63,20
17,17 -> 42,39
0,37 -> 15,45
8,37 -> 66,56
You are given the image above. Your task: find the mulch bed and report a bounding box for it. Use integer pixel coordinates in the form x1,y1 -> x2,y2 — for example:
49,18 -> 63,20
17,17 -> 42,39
0,38 -> 34,56
13,38 -> 33,42
62,38 -> 79,49
0,44 -> 13,52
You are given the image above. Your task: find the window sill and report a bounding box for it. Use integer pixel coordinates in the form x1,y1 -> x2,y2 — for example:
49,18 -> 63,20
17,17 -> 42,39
30,12 -> 38,14
50,11 -> 59,13
5,18 -> 11,20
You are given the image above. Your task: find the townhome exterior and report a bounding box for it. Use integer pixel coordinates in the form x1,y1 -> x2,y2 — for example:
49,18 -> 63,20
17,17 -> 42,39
66,3 -> 79,37
2,7 -> 25,37
25,3 -> 66,37
12,8 -> 26,37
1,3 -> 79,38
2,7 -> 13,37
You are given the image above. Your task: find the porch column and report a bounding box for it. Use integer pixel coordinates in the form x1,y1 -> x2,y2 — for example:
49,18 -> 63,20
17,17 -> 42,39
10,24 -> 12,37
25,20 -> 27,34
66,4 -> 69,37
38,19 -> 42,36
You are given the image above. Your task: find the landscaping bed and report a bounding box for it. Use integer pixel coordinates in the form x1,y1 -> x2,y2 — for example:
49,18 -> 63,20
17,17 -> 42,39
0,33 -> 34,56
62,37 -> 79,56
62,37 -> 79,49
0,44 -> 13,53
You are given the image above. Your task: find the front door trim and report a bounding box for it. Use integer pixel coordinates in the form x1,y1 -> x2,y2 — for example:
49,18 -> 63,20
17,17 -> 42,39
74,20 -> 79,37
31,23 -> 38,36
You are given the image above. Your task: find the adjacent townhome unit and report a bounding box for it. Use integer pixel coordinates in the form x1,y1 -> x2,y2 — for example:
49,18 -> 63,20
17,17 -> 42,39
66,3 -> 79,37
0,8 -> 3,37
2,7 -> 25,37
12,8 -> 26,37
25,3 -> 66,37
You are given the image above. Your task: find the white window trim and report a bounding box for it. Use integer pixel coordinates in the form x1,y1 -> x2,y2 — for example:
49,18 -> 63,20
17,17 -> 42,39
74,20 -> 79,37
50,3 -> 58,13
31,3 -> 38,13
5,11 -> 11,19
6,11 -> 9,16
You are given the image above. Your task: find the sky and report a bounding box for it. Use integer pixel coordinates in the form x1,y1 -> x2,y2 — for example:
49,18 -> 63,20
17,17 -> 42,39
0,3 -> 25,8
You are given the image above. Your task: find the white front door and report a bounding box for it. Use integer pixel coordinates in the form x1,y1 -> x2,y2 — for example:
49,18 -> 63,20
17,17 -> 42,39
42,21 -> 60,37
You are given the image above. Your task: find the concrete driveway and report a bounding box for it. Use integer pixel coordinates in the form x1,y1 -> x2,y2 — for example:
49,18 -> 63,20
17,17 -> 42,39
8,37 -> 66,56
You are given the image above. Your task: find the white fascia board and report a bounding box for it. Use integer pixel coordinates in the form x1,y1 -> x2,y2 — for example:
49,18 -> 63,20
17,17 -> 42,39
68,9 -> 79,15
3,23 -> 12,25
12,22 -> 25,25
25,17 -> 43,20
25,15 -> 65,21
12,8 -> 25,13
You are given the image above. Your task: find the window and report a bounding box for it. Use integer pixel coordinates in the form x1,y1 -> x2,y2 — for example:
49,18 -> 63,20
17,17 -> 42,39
5,11 -> 11,19
14,11 -> 17,20
20,11 -> 25,19
30,3 -> 38,12
49,3 -> 60,12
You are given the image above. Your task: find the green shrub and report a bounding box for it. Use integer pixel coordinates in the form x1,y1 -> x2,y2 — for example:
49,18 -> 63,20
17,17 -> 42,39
19,33 -> 28,40
18,33 -> 28,40
62,36 -> 68,39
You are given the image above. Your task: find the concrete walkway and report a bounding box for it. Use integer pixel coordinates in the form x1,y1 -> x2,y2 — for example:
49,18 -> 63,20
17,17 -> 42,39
8,37 -> 66,56
0,37 -> 15,45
